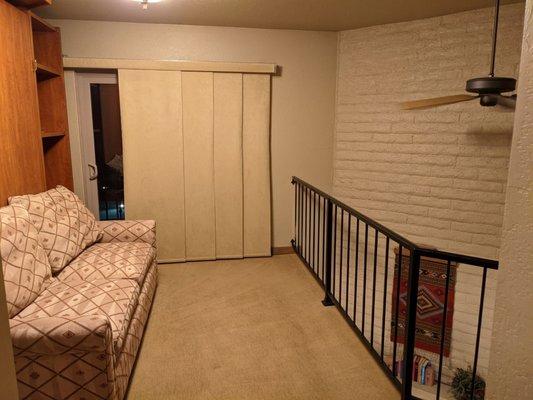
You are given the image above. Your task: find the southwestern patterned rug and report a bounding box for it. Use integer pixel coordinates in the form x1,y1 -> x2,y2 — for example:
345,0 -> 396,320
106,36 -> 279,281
390,248 -> 457,357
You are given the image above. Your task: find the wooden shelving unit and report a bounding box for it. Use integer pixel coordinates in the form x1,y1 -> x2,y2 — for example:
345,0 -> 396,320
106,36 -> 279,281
30,11 -> 73,189
41,130 -> 65,138
36,62 -> 60,81
9,0 -> 51,9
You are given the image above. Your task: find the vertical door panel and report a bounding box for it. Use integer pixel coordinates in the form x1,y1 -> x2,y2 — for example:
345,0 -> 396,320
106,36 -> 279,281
0,2 -> 45,205
243,74 -> 272,257
118,69 -> 186,261
182,72 -> 216,260
214,73 -> 244,259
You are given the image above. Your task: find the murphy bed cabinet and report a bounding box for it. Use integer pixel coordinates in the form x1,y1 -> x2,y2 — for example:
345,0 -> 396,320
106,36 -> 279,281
0,0 -> 72,206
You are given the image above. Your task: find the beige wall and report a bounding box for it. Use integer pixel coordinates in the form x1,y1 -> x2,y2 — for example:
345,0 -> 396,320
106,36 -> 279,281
488,0 -> 533,398
334,3 -> 524,259
333,2 -> 525,387
51,19 -> 338,248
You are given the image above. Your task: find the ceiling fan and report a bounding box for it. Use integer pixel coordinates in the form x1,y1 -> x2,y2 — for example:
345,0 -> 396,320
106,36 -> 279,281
401,0 -> 517,110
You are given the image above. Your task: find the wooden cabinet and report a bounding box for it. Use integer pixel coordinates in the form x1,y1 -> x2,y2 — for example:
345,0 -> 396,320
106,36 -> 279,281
30,11 -> 73,189
0,0 -> 72,205
0,0 -> 46,205
8,0 -> 50,8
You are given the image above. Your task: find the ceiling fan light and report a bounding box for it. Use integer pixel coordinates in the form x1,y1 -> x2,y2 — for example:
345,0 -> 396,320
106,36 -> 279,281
131,0 -> 162,10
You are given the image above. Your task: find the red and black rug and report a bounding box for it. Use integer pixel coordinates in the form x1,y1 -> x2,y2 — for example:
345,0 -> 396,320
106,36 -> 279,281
390,248 -> 457,357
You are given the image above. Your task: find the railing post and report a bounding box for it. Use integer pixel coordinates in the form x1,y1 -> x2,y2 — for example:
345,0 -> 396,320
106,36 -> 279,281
291,178 -> 297,251
401,249 -> 421,400
322,199 -> 334,307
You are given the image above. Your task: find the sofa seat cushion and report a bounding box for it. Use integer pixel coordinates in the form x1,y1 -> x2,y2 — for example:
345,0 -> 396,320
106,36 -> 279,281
14,278 -> 140,355
9,186 -> 102,274
58,242 -> 155,285
1,205 -> 52,318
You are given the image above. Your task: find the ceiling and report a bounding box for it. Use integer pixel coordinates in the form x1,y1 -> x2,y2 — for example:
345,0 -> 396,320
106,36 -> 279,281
36,0 -> 525,32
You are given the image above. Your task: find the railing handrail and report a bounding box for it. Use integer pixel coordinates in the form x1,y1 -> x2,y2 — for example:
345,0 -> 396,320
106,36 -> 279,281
292,176 -> 499,270
292,176 -> 497,400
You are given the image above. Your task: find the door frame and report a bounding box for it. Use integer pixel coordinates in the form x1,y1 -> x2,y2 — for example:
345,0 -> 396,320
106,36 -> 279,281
72,72 -> 118,218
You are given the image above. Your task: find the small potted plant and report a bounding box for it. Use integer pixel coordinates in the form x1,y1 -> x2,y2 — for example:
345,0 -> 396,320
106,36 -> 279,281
451,367 -> 486,400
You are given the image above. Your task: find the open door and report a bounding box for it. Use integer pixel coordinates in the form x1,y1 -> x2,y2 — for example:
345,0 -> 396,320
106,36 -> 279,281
75,73 -> 124,220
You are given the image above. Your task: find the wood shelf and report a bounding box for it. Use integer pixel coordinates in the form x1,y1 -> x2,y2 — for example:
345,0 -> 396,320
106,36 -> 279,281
41,130 -> 65,139
8,0 -> 51,9
30,11 -> 55,32
36,62 -> 60,81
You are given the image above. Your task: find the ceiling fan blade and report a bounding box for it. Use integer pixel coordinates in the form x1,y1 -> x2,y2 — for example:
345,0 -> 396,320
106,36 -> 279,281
401,94 -> 478,110
495,94 -> 517,109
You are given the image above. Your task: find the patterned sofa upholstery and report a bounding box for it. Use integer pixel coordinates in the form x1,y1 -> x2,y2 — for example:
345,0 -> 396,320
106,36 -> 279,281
1,187 -> 157,400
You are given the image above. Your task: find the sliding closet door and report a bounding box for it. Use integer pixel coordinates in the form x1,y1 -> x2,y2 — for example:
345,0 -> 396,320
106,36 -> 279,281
214,73 -> 244,259
119,68 -> 271,262
118,69 -> 186,262
182,72 -> 216,261
243,75 -> 272,257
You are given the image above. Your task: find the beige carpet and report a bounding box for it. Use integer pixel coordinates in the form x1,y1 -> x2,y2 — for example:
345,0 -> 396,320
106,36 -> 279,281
127,255 -> 399,400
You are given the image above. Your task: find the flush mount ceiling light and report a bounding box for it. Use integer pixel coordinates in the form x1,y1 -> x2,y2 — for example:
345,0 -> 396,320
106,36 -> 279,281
132,0 -> 162,10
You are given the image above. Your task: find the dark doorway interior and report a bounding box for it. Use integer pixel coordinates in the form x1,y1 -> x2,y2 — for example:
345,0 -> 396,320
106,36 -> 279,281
90,83 -> 124,220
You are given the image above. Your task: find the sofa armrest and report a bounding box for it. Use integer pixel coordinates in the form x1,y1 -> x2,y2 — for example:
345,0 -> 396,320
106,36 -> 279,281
98,220 -> 156,248
10,315 -> 113,357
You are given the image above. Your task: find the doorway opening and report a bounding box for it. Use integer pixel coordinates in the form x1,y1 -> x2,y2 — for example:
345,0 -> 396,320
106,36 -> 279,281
90,83 -> 124,220
75,73 -> 124,221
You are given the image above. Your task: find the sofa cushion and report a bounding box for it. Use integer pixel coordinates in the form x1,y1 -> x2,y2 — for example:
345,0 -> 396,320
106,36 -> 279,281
1,205 -> 52,318
9,186 -> 102,274
58,242 -> 155,285
15,278 -> 140,355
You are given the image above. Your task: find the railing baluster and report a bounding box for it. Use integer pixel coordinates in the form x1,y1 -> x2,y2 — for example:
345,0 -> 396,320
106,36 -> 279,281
362,223 -> 368,335
470,267 -> 488,400
294,181 -> 298,249
380,237 -> 390,359
353,219 -> 360,324
332,205 -> 338,299
392,245 -> 403,378
322,197 -> 326,281
401,249 -> 421,400
436,260 -> 452,400
305,188 -> 309,261
322,199 -> 334,307
345,214 -> 351,314
311,192 -> 318,274
313,191 -> 317,273
371,229 -> 378,346
339,210 -> 344,301
299,183 -> 303,253
317,194 -> 322,278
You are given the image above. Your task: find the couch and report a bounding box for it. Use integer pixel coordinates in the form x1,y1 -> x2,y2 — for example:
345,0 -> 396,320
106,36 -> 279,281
1,186 -> 157,400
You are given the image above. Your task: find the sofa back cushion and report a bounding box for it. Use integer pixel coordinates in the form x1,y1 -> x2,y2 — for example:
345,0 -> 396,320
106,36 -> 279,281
9,186 -> 102,273
1,205 -> 52,318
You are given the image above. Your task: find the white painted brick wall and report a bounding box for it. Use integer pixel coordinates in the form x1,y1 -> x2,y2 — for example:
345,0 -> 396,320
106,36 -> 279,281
331,3 -> 525,389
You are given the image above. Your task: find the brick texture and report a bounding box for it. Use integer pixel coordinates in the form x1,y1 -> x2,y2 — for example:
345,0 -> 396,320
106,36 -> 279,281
331,3 -> 525,390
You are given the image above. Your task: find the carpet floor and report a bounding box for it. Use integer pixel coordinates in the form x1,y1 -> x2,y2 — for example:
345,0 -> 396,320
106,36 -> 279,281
126,255 -> 399,400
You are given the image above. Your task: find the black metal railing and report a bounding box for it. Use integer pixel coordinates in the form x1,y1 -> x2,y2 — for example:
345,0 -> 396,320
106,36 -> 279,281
291,177 -> 498,400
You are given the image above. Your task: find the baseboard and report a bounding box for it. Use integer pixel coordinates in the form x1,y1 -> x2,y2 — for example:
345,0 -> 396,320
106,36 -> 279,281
272,246 -> 295,255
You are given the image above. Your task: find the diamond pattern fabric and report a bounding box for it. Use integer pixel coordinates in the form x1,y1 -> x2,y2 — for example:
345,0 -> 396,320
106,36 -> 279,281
15,278 -> 140,355
5,214 -> 158,400
12,312 -> 117,400
11,264 -> 157,400
1,204 -> 52,318
9,186 -> 103,273
58,242 -> 155,285
98,220 -> 156,248
115,263 -> 157,400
